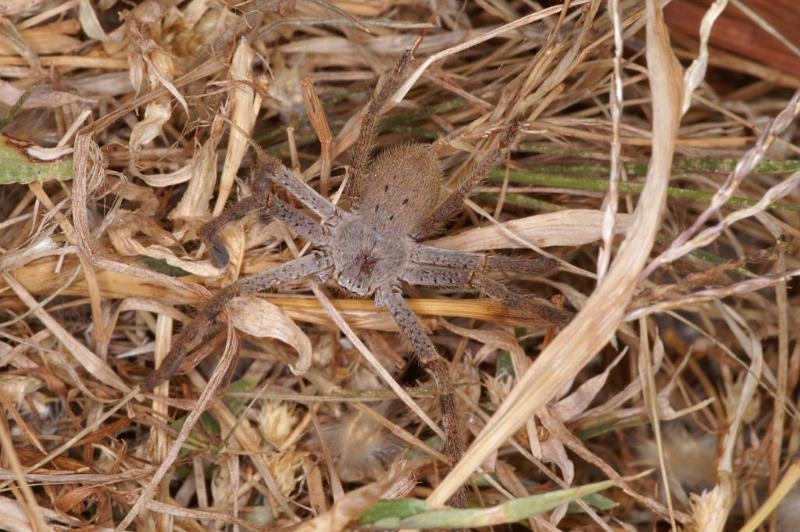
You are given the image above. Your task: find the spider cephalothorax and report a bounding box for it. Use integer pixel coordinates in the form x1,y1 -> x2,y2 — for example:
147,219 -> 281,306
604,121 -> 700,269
330,216 -> 408,296
144,51 -> 571,506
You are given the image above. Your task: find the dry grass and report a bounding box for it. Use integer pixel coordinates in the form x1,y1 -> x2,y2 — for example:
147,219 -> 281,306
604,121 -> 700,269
0,0 -> 799,530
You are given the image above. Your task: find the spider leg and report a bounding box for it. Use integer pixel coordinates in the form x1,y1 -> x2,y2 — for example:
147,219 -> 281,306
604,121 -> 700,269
348,50 -> 414,203
470,274 -> 572,327
375,285 -> 466,507
409,243 -> 558,276
411,120 -> 522,240
253,158 -> 340,222
401,263 -> 571,327
202,195 -> 331,267
143,252 -> 333,391
200,195 -> 266,267
268,197 -> 332,246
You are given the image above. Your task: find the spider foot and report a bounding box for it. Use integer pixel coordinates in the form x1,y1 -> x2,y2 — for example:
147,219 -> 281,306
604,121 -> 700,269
507,293 -> 572,327
200,227 -> 230,267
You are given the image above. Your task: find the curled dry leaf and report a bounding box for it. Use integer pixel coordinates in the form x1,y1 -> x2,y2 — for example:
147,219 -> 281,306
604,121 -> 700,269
128,101 -> 171,154
107,221 -> 223,277
77,0 -> 111,42
135,163 -> 193,188
538,417 -> 575,485
550,351 -> 626,422
214,38 -> 259,216
169,114 -> 226,221
227,296 -> 312,374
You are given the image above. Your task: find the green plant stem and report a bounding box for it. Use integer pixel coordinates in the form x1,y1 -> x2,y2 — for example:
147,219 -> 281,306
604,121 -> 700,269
514,149 -> 800,175
486,170 -> 800,213
360,480 -> 616,529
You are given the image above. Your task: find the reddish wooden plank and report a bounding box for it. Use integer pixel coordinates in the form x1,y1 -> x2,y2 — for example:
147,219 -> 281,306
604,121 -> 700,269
665,0 -> 800,79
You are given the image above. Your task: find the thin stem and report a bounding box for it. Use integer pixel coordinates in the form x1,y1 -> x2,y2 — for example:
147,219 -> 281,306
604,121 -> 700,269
486,170 -> 800,213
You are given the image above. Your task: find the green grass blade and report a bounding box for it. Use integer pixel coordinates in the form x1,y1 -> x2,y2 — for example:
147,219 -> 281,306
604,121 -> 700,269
0,133 -> 73,184
360,479 -> 615,529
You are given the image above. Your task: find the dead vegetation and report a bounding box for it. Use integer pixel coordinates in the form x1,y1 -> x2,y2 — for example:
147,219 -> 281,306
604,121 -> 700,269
0,0 -> 798,530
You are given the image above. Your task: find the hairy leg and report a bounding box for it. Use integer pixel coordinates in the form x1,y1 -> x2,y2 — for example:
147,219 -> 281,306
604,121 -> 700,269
200,195 -> 266,267
143,252 -> 333,391
202,195 -> 331,267
256,158 -> 340,222
267,198 -> 332,247
375,286 -> 466,507
411,120 -> 522,240
401,263 -> 572,327
409,244 -> 557,276
347,50 -> 414,204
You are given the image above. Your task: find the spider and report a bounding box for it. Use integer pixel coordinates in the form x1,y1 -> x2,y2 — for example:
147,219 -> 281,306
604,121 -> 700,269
143,51 -> 571,502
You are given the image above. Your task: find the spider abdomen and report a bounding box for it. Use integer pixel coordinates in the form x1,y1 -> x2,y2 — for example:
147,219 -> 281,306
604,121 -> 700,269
357,143 -> 442,236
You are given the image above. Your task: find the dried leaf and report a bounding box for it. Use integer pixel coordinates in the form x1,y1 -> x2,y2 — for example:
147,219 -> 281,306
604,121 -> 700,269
0,16 -> 39,69
107,220 -> 223,277
169,115 -> 225,220
550,351 -> 626,422
681,0 -> 730,113
78,0 -> 111,42
129,101 -> 171,153
213,38 -> 259,216
0,496 -> 49,531
429,210 -> 633,251
227,296 -> 312,374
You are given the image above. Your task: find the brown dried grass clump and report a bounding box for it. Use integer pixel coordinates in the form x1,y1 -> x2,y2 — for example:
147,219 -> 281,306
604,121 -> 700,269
0,1 -> 798,530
